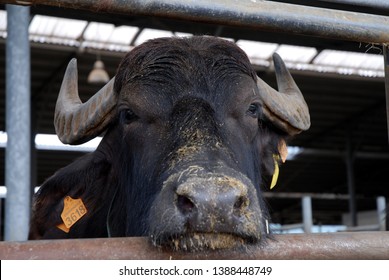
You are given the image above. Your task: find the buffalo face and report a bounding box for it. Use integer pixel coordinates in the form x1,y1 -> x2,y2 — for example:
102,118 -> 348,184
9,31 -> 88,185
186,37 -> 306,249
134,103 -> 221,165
34,36 -> 309,251
148,93 -> 267,250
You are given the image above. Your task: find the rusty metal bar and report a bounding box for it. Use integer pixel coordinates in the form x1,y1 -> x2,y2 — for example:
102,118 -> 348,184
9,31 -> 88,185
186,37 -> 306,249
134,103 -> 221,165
0,232 -> 389,259
2,0 -> 389,45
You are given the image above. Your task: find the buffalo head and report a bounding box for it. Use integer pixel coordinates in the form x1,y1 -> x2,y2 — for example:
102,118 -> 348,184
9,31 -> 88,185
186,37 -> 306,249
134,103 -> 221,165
30,36 -> 310,251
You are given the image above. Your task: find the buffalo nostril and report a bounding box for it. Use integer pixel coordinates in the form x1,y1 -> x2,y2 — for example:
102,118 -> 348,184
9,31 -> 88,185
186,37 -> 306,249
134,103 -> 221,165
233,196 -> 248,211
176,194 -> 195,215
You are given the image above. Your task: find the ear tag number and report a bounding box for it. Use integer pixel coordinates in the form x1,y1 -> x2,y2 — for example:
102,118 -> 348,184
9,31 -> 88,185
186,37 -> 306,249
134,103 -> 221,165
57,196 -> 87,233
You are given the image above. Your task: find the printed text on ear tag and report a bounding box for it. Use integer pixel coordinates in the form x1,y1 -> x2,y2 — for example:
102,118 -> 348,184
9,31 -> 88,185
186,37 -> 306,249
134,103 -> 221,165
58,196 -> 87,232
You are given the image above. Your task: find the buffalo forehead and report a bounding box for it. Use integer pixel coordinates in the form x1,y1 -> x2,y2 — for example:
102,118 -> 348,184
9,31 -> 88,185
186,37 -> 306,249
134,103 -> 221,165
118,74 -> 257,120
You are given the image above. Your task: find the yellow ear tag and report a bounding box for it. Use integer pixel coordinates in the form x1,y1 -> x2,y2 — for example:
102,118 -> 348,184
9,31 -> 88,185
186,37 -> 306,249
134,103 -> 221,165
56,196 -> 87,233
270,155 -> 280,189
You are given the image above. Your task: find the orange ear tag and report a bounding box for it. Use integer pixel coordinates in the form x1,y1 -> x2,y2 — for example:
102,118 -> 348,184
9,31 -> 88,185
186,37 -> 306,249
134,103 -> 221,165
57,222 -> 70,233
57,196 -> 87,233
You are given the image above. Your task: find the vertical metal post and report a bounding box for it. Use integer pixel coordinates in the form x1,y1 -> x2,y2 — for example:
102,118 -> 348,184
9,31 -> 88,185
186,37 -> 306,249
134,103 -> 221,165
346,132 -> 357,227
387,203 -> 389,231
0,198 -> 2,240
4,5 -> 31,241
376,196 -> 386,231
302,196 -> 313,233
384,45 -> 389,143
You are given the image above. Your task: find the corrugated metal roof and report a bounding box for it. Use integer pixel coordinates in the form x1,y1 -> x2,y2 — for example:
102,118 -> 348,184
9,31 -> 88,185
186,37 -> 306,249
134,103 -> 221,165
29,15 -> 87,46
237,39 -> 278,66
82,22 -> 138,52
134,28 -> 173,45
276,44 -> 317,63
313,49 -> 384,77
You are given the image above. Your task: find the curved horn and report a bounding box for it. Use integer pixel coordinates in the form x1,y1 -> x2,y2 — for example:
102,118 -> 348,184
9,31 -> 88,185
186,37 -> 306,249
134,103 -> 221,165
257,53 -> 310,135
54,58 -> 117,144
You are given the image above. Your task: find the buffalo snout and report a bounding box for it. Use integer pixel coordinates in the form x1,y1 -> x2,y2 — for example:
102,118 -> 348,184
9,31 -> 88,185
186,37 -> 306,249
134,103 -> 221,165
175,176 -> 249,231
149,166 -> 264,251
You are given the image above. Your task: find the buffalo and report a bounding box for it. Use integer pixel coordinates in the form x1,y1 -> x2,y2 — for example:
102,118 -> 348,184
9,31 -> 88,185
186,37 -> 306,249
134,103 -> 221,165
29,36 -> 310,251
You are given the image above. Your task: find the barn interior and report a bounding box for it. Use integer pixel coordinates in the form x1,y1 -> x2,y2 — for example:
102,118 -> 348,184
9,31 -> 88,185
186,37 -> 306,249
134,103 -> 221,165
0,0 -> 388,240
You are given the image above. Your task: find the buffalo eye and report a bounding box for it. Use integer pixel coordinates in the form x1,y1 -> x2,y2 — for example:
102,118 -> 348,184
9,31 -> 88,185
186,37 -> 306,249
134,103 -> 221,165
120,109 -> 137,124
247,103 -> 260,118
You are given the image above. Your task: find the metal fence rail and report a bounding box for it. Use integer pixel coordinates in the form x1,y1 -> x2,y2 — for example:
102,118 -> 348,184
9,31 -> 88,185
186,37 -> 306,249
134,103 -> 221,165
1,232 -> 389,259
2,0 -> 389,44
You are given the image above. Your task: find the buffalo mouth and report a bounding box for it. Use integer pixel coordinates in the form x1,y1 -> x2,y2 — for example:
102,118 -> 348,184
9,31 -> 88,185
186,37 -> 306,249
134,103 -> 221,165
151,232 -> 259,252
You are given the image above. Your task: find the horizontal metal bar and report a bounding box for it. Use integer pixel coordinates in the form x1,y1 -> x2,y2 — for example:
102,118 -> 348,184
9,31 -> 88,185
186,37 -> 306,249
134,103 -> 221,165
263,192 -> 354,200
276,223 -> 304,231
1,232 -> 388,259
343,225 -> 380,231
319,0 -> 389,10
0,187 -> 368,200
295,148 -> 389,160
2,0 -> 389,44
0,188 -> 362,200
